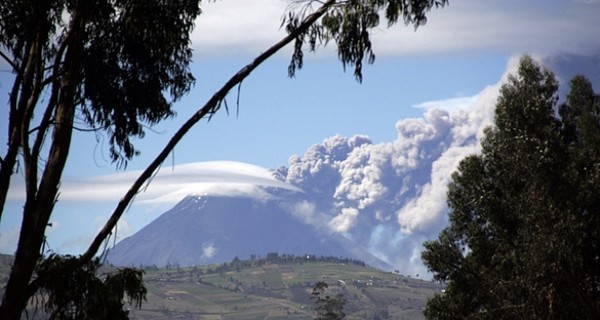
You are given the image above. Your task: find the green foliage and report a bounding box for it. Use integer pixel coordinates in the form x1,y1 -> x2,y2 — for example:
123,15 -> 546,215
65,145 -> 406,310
283,0 -> 448,82
422,56 -> 600,319
187,254 -> 367,276
311,281 -> 346,320
79,0 -> 200,163
0,0 -> 200,165
32,254 -> 146,320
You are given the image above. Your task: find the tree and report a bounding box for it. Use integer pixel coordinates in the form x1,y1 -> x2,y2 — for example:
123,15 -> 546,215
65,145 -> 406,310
0,0 -> 200,318
1,0 -> 448,318
311,281 -> 346,320
421,56 -> 600,319
31,255 -> 146,320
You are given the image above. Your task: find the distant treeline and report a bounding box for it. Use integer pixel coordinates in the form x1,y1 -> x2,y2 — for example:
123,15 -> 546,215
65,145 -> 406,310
145,253 -> 366,274
225,253 -> 367,273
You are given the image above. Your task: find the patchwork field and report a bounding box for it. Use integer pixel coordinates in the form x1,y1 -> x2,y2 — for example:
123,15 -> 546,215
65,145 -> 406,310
0,254 -> 443,319
130,258 -> 442,319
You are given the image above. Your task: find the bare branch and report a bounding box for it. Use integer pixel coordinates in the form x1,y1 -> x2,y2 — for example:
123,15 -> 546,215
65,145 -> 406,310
0,50 -> 17,72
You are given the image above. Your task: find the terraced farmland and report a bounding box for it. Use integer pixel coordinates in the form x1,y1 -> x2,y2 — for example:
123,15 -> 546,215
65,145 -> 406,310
0,254 -> 442,319
131,258 -> 442,319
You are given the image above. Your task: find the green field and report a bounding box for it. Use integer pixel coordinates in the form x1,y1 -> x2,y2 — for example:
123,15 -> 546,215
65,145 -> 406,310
0,254 -> 442,319
130,259 -> 441,319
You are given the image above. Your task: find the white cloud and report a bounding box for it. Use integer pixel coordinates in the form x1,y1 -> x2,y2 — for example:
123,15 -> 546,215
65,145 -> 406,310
8,161 -> 302,205
287,200 -> 317,225
192,1 -> 287,56
329,207 -> 360,232
201,242 -> 217,259
412,96 -> 477,111
191,1 -> 600,57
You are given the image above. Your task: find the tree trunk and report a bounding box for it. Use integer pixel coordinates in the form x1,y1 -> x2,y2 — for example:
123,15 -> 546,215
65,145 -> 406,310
0,206 -> 48,319
0,2 -> 86,317
0,120 -> 21,223
0,80 -> 78,320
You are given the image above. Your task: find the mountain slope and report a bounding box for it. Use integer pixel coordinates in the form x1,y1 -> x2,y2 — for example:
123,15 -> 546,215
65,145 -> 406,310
107,195 -> 391,270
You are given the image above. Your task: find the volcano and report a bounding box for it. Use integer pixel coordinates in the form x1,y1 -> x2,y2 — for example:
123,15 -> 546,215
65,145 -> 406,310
107,194 -> 391,270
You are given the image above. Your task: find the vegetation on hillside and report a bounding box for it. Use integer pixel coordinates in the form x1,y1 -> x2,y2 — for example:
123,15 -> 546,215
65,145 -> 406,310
0,254 -> 442,320
312,281 -> 346,320
136,256 -> 441,320
143,253 -> 367,275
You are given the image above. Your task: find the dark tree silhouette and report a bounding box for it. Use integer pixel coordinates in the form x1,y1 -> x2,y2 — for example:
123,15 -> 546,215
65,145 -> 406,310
0,1 -> 199,318
422,56 -> 600,319
312,281 -> 346,320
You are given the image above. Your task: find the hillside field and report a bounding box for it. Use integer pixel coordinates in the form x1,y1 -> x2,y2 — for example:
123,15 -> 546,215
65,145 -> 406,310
0,254 -> 442,319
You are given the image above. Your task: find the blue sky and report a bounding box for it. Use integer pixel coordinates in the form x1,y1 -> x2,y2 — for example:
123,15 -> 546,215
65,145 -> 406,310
1,0 -> 599,261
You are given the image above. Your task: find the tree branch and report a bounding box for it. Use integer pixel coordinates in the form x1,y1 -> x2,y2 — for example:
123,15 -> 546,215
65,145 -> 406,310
0,50 -> 17,72
82,0 -> 337,262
